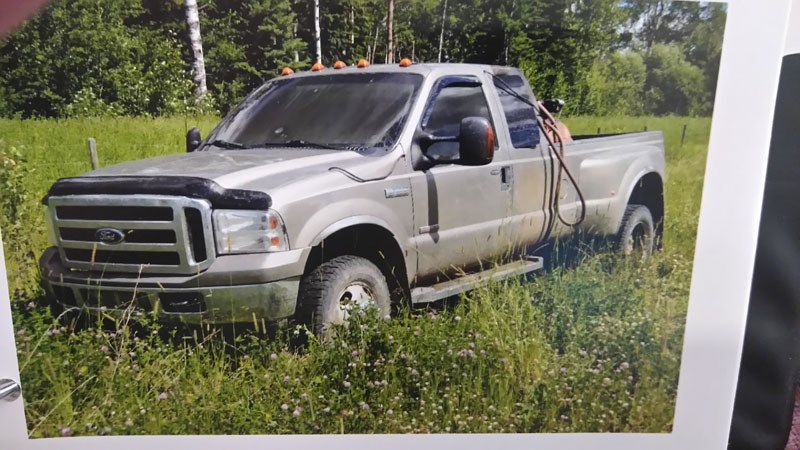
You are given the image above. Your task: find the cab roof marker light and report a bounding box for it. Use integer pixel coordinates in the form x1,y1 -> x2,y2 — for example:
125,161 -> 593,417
311,63 -> 324,71
333,60 -> 346,69
357,59 -> 369,68
399,58 -> 412,67
281,67 -> 294,76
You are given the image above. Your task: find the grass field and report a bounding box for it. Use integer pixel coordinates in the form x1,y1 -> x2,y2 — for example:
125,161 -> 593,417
0,115 -> 709,437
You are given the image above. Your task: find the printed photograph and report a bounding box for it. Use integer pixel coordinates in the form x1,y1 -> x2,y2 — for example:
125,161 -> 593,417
0,0 -> 726,437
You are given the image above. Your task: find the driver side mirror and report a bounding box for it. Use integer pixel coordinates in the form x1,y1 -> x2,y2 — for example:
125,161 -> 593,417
414,116 -> 495,170
457,117 -> 495,166
186,127 -> 201,153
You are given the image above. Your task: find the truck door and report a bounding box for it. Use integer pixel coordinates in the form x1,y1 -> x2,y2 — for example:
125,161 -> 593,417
409,74 -> 513,283
489,73 -> 552,254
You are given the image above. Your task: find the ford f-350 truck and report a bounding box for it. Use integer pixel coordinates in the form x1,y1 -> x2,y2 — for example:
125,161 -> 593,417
39,62 -> 665,334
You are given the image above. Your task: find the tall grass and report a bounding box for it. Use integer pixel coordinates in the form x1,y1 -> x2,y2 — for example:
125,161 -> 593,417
1,116 -> 708,437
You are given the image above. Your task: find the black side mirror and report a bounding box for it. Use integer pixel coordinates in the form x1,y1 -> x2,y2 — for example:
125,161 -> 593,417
541,98 -> 565,114
412,116 -> 495,170
458,117 -> 495,166
186,127 -> 202,153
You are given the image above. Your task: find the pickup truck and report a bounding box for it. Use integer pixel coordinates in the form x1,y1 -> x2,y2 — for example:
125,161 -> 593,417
38,62 -> 666,334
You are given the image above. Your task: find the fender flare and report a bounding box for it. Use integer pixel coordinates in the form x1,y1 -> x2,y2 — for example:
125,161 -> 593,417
309,215 -> 403,248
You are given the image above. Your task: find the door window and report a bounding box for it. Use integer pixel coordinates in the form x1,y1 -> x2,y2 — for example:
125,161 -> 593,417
422,79 -> 494,161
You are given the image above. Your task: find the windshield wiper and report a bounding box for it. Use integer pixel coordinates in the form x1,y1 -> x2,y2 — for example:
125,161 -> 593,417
262,140 -> 341,150
206,139 -> 251,150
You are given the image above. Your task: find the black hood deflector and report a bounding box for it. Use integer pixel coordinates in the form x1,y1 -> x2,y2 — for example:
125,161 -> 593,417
42,176 -> 272,210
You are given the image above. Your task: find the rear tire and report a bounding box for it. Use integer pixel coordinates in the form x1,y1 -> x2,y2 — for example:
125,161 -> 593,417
295,255 -> 391,336
615,204 -> 655,261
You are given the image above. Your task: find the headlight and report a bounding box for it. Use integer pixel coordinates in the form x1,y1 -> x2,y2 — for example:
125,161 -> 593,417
212,209 -> 289,254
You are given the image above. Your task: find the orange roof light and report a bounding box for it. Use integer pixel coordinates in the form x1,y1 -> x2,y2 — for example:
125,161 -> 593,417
399,58 -> 412,67
280,67 -> 294,76
333,60 -> 346,69
311,63 -> 324,71
357,59 -> 369,68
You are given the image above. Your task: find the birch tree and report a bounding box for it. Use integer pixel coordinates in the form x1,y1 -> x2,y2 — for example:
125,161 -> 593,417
386,0 -> 394,63
184,0 -> 207,102
314,0 -> 322,64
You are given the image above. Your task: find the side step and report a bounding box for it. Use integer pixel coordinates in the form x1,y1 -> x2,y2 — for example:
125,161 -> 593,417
410,255 -> 544,304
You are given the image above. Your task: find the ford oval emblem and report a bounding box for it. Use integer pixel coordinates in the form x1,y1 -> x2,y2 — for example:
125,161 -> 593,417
95,228 -> 126,245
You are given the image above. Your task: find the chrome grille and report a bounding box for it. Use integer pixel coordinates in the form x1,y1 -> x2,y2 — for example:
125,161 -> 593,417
48,195 -> 215,275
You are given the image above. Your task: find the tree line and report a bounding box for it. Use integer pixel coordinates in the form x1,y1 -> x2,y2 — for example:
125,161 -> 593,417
0,0 -> 726,119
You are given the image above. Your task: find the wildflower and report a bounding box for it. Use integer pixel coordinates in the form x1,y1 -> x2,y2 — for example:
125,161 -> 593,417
386,409 -> 393,416
344,381 -> 351,388
454,316 -> 462,322
100,345 -> 109,353
60,427 -> 73,437
323,407 -> 331,413
158,392 -> 168,401
124,419 -> 133,428
361,403 -> 370,411
283,376 -> 290,384
301,393 -> 308,401
603,378 -> 611,386
270,353 -> 278,361
619,362 -> 630,370
351,350 -> 359,357
281,404 -> 289,411
293,408 -> 301,417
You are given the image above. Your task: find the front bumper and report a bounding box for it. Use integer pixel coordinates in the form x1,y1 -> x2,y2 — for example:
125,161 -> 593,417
39,246 -> 311,325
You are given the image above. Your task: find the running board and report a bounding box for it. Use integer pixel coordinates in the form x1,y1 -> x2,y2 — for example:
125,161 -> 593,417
410,256 -> 544,304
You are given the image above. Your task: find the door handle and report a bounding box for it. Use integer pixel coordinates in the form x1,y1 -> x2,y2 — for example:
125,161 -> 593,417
0,379 -> 21,402
500,166 -> 512,191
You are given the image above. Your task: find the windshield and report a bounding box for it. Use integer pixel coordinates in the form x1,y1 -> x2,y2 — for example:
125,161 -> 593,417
203,72 -> 424,152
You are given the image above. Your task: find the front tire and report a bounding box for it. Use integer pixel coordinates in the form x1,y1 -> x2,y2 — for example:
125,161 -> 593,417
615,204 -> 655,261
296,255 -> 391,336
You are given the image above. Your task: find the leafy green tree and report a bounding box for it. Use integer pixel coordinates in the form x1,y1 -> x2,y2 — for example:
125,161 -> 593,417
643,43 -> 704,116
586,51 -> 646,116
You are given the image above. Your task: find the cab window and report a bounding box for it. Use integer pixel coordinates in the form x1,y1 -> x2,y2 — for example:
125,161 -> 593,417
421,77 -> 494,160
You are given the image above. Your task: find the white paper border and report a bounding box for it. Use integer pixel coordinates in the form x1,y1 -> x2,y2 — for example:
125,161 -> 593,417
0,0 -> 795,448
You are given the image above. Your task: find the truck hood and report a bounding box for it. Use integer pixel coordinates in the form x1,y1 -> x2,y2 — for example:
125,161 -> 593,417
84,148 -> 379,191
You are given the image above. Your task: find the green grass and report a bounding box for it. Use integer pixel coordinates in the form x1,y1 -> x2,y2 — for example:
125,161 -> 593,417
0,115 -> 708,437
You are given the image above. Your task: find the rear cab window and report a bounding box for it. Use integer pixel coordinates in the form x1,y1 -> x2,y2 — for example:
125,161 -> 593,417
493,74 -> 541,149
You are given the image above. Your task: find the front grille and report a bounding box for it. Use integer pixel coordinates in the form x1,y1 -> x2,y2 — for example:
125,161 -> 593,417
48,195 -> 215,275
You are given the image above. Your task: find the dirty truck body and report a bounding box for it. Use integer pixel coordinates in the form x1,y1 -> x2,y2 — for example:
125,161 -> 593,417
39,63 -> 666,329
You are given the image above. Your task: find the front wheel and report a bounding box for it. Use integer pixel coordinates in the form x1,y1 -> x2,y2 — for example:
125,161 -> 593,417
295,255 -> 391,336
615,204 -> 655,261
